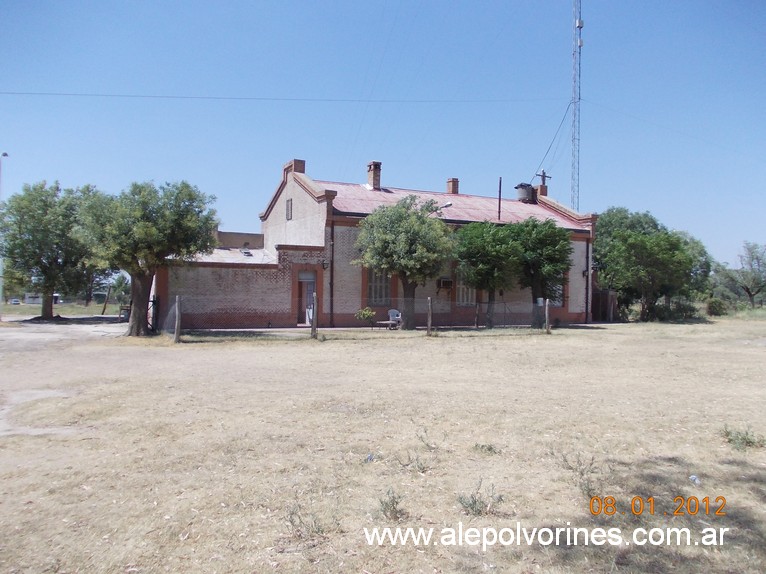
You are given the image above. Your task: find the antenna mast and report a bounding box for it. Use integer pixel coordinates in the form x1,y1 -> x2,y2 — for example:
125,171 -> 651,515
571,0 -> 583,211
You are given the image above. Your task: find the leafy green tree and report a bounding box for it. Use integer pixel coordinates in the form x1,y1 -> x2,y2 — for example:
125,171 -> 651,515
594,207 -> 664,291
353,195 -> 454,330
729,241 -> 766,309
673,231 -> 713,300
604,230 -> 693,321
1,263 -> 26,301
506,218 -> 573,328
84,181 -> 218,336
0,182 -> 93,319
110,274 -> 131,305
595,207 -> 711,319
456,222 -> 521,328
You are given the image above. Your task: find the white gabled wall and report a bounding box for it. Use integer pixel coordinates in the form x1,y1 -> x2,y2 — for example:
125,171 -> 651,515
568,240 -> 588,314
261,176 -> 327,253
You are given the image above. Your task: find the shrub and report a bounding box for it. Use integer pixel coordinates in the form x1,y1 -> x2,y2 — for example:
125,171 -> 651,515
654,300 -> 700,322
354,307 -> 376,329
457,479 -> 504,516
379,488 -> 407,521
721,425 -> 765,451
706,298 -> 728,316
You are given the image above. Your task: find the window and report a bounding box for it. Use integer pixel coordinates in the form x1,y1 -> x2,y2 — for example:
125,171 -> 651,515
367,270 -> 391,306
547,283 -> 564,307
286,198 -> 293,220
456,271 -> 476,307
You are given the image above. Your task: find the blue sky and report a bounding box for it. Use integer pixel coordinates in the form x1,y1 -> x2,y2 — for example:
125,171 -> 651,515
1,1 -> 764,266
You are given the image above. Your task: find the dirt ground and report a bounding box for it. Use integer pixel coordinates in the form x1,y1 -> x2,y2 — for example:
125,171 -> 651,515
0,318 -> 764,573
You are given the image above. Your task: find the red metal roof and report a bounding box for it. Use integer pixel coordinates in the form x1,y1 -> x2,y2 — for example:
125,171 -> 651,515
315,180 -> 591,232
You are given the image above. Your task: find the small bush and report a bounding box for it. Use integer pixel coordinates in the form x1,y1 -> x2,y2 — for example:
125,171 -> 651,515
457,479 -> 504,516
474,443 -> 501,455
354,307 -> 376,329
560,452 -> 610,498
285,504 -> 327,540
379,488 -> 407,521
706,298 -> 728,317
654,300 -> 700,322
722,425 -> 765,451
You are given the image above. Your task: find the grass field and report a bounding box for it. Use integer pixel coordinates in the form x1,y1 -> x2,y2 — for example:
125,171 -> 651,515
1,301 -> 122,317
0,318 -> 764,573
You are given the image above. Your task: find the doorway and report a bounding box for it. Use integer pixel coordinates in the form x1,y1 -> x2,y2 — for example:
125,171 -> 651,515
297,271 -> 316,325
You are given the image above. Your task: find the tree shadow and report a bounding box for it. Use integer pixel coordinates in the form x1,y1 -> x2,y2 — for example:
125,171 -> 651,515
520,454 -> 765,573
23,315 -> 121,324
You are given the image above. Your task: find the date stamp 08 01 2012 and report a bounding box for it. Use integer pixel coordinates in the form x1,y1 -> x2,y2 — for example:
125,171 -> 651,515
590,496 -> 726,517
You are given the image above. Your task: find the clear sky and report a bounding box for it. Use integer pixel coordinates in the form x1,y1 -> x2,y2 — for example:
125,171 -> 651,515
1,1 -> 764,266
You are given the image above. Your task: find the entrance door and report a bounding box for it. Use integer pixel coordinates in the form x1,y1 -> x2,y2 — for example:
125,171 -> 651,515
297,271 -> 317,325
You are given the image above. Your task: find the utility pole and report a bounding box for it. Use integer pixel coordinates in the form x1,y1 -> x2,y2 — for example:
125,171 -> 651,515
571,0 -> 583,211
0,152 -> 7,319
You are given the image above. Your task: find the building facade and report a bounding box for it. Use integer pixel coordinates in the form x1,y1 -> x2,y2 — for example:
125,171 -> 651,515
154,159 -> 597,329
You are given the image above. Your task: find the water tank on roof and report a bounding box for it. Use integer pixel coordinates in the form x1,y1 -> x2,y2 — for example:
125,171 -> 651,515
515,183 -> 536,203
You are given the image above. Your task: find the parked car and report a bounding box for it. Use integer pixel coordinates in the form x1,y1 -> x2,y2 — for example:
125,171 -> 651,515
10,298 -> 21,305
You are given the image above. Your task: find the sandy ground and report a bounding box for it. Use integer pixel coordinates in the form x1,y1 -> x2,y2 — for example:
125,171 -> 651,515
0,318 -> 764,573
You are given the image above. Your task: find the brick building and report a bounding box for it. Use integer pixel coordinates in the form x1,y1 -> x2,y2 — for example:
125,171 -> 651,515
153,159 -> 597,329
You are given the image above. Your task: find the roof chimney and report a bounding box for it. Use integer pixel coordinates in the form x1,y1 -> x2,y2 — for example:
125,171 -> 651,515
287,159 -> 305,174
535,183 -> 548,197
367,161 -> 382,190
447,178 -> 459,194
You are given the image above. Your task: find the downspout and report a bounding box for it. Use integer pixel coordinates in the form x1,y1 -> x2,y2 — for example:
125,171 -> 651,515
330,221 -> 335,327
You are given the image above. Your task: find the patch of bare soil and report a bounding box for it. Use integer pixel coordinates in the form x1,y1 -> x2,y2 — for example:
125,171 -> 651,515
0,319 -> 764,573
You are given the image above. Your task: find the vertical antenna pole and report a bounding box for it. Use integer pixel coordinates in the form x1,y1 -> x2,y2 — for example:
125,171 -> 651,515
497,177 -> 502,221
571,0 -> 583,211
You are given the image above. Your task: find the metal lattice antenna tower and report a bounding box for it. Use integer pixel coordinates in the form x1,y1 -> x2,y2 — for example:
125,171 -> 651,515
571,0 -> 583,211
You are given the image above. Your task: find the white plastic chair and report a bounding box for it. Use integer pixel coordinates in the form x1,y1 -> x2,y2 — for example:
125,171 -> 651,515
387,309 -> 402,329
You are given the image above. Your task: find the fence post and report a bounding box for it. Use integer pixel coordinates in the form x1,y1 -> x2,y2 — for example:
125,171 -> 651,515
545,298 -> 551,334
427,296 -> 433,336
173,295 -> 181,343
310,291 -> 318,339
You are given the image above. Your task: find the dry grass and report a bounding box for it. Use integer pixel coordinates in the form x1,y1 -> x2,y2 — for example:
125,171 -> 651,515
0,319 -> 765,573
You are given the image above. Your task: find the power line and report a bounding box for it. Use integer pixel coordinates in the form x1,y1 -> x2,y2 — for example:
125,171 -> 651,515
531,102 -> 572,183
0,90 -> 562,105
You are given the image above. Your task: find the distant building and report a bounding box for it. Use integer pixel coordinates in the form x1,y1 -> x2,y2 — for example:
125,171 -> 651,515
154,159 -> 596,329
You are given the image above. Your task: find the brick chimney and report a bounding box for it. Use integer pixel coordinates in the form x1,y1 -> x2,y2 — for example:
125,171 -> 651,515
285,159 -> 305,174
536,183 -> 548,197
367,161 -> 382,190
447,178 -> 459,194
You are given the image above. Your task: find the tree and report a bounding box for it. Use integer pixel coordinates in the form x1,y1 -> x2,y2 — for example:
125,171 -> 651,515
353,195 -> 454,330
0,182 -> 92,319
594,207 -> 664,291
595,207 -> 709,320
110,274 -> 131,305
673,231 -> 713,300
456,222 -> 521,328
729,241 -> 766,309
506,218 -> 573,328
604,230 -> 693,321
84,181 -> 218,336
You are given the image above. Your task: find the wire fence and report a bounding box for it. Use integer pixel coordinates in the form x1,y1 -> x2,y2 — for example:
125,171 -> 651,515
157,295 -> 546,340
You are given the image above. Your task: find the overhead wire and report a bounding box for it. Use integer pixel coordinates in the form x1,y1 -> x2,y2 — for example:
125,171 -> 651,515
530,101 -> 571,183
0,90 -> 559,104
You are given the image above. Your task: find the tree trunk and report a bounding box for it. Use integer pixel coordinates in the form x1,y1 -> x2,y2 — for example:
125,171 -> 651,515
127,272 -> 155,336
485,289 -> 495,329
41,291 -> 54,320
400,279 -> 417,330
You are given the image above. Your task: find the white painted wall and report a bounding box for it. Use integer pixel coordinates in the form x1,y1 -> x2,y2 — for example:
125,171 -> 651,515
262,176 -> 327,253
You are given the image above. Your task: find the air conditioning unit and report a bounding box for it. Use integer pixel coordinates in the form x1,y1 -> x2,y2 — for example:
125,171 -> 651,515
437,278 -> 454,290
